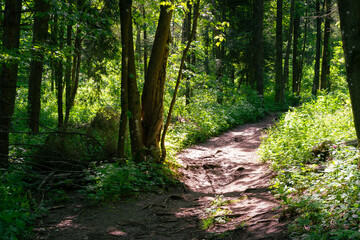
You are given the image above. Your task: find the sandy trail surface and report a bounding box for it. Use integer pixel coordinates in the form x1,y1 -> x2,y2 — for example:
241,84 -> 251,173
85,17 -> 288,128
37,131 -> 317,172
35,114 -> 288,240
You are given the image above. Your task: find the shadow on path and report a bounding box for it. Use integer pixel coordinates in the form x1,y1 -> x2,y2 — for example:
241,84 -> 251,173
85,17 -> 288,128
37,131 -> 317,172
34,114 -> 289,240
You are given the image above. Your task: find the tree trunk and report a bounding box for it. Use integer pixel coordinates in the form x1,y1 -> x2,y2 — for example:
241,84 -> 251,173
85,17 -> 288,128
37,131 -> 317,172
320,0 -> 332,90
292,12 -> 300,93
312,0 -> 322,96
51,15 -> 64,127
204,24 -> 210,75
283,0 -> 295,92
337,0 -> 360,167
141,2 -> 173,161
161,0 -> 200,162
182,1 -> 191,105
253,0 -> 264,96
64,27 -> 82,126
135,23 -> 141,76
28,0 -> 50,133
143,6 -> 148,75
64,24 -> 72,129
117,0 -> 130,159
297,14 -> 309,95
274,0 -> 284,103
121,0 -> 144,161
0,0 -> 22,166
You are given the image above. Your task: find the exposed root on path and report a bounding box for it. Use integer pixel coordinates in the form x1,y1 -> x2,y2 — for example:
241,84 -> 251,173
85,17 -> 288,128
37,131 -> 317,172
35,114 -> 289,240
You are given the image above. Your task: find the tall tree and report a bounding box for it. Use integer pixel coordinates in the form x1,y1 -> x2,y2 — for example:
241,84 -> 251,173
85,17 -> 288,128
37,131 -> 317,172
292,9 -> 300,94
28,0 -> 50,132
182,1 -> 192,105
253,0 -> 264,96
141,1 -> 173,161
119,0 -> 144,161
283,0 -> 295,92
274,0 -> 284,103
320,0 -> 332,90
312,0 -> 322,95
337,0 -> 360,167
0,0 -> 22,166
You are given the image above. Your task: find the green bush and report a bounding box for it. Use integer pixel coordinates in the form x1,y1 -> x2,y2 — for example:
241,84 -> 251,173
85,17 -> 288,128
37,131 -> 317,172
84,161 -> 176,202
258,92 -> 360,239
0,167 -> 36,240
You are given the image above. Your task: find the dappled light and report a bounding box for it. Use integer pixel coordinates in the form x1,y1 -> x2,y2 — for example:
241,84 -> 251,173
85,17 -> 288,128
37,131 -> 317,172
1,0 -> 359,239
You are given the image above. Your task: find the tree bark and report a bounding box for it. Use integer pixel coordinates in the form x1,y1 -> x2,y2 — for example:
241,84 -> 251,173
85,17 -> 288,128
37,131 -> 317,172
28,0 -> 50,132
143,6 -> 148,75
274,0 -> 284,103
253,0 -> 264,96
337,0 -> 360,167
182,1 -> 191,105
0,0 -> 22,166
297,14 -> 309,95
292,12 -> 300,93
64,27 -> 82,126
51,15 -> 64,127
283,0 -> 295,92
121,0 -> 144,161
312,0 -> 322,95
320,0 -> 332,90
64,24 -> 72,129
142,2 -> 173,161
117,0 -> 130,159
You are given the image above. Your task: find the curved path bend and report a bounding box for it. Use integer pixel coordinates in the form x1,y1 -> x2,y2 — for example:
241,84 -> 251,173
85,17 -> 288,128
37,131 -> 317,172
35,114 -> 288,240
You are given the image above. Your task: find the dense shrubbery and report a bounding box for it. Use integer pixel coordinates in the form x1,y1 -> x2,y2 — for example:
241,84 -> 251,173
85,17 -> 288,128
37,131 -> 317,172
0,166 -> 37,240
258,93 -> 360,239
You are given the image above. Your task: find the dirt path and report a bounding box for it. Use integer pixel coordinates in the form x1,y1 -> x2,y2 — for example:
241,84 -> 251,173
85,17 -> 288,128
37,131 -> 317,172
34,114 -> 288,240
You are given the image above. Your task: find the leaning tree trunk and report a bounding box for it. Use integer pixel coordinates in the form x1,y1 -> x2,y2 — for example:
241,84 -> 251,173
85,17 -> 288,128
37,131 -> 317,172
28,0 -> 50,133
141,2 -> 173,162
274,0 -> 284,103
0,0 -> 22,167
320,0 -> 332,91
160,0 -> 200,163
312,0 -> 322,96
337,0 -> 360,167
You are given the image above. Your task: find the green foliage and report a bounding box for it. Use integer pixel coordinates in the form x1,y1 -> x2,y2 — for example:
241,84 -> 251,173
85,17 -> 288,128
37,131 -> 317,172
201,195 -> 232,229
0,167 -> 37,240
83,161 -> 176,203
258,92 -> 360,239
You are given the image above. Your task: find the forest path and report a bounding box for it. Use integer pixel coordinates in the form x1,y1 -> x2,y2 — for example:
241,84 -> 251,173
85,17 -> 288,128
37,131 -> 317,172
35,114 -> 289,240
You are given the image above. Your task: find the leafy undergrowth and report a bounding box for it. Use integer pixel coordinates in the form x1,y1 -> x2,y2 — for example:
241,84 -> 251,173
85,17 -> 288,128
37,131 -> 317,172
0,166 -> 38,240
0,88 -> 270,239
258,93 -> 360,239
86,88 -> 268,202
